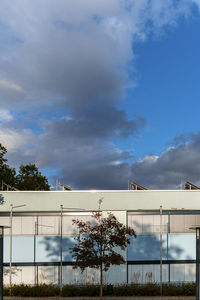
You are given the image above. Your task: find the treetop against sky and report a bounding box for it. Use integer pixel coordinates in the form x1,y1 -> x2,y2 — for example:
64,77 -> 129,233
0,0 -> 200,189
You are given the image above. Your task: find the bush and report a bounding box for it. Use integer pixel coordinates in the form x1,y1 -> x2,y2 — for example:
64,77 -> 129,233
114,283 -> 160,296
163,282 -> 195,296
3,284 -> 59,297
62,284 -> 99,297
3,282 -> 196,297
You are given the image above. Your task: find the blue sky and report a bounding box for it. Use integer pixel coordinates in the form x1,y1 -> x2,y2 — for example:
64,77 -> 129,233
1,0 -> 200,189
125,11 -> 200,157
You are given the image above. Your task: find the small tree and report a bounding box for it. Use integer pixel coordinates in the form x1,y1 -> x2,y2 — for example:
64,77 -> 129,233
70,211 -> 136,299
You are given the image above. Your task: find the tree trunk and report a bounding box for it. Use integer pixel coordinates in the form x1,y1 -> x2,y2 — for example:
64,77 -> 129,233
100,263 -> 103,300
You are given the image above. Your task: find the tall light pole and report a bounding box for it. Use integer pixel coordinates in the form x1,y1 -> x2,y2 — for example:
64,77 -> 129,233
59,206 -> 86,294
0,225 -> 9,300
9,204 -> 26,295
190,226 -> 200,300
160,205 -> 163,297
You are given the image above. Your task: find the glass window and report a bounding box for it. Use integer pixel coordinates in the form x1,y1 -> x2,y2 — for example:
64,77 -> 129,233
167,234 -> 195,260
128,235 -> 167,261
4,236 -> 9,262
12,236 -> 34,262
12,217 -> 37,235
62,215 -> 94,235
36,236 -> 76,262
62,266 -> 99,285
36,236 -> 60,262
37,216 -> 59,235
170,264 -> 195,282
103,264 -> 126,284
38,266 -> 58,285
128,214 -> 168,235
4,266 -> 34,285
170,214 -> 200,233
128,264 -> 168,284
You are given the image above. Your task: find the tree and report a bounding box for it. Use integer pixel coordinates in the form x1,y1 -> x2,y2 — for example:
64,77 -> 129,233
0,144 -> 16,189
0,143 -> 50,190
70,211 -> 136,299
16,164 -> 50,190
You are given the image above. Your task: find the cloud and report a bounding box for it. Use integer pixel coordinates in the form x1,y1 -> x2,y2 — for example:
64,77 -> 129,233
0,0 -> 199,189
0,79 -> 23,93
0,127 -> 36,166
130,132 -> 200,189
0,109 -> 13,122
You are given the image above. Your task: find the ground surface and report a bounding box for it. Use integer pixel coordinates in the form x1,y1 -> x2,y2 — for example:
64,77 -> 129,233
4,297 -> 195,300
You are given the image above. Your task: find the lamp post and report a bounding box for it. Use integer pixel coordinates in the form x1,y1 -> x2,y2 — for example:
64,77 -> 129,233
9,204 -> 26,295
190,226 -> 200,300
59,206 -> 86,294
0,225 -> 9,300
160,205 -> 163,296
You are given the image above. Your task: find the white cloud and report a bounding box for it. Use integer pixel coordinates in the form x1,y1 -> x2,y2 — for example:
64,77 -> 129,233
0,109 -> 13,122
0,79 -> 23,93
0,128 -> 35,152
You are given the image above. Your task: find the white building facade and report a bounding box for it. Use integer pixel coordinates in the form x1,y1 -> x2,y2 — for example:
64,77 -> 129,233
0,190 -> 199,285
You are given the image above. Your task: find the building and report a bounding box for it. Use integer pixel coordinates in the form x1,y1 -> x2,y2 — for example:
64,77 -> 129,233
0,189 -> 200,285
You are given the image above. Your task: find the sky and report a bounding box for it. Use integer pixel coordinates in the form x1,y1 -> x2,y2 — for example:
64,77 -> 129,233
1,0 -> 200,190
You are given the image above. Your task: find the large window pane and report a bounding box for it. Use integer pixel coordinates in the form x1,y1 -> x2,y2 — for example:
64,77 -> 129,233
36,236 -> 75,262
37,216 -> 59,235
4,266 -> 34,285
62,266 -> 99,285
4,236 -> 35,263
170,264 -> 195,282
128,264 -> 168,284
38,266 -> 58,285
170,215 -> 200,233
168,234 -> 195,260
128,214 -> 168,235
12,236 -> 34,262
36,236 -> 60,262
12,217 -> 36,235
128,235 -> 167,261
62,215 -> 94,235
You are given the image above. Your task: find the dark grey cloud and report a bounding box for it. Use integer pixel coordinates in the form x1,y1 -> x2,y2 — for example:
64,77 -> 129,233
129,132 -> 200,189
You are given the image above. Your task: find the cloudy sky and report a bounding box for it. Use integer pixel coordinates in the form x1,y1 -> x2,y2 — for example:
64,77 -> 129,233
1,0 -> 200,190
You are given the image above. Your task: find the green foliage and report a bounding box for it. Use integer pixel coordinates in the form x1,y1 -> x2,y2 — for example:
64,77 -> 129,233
114,283 -> 160,296
4,284 -> 59,297
3,282 -> 196,297
0,143 -> 16,188
62,284 -> 100,297
163,282 -> 195,296
0,143 -> 50,191
16,164 -> 50,190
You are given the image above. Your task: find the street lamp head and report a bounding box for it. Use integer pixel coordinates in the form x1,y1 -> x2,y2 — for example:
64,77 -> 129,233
62,207 -> 86,211
11,204 -> 26,209
189,225 -> 200,231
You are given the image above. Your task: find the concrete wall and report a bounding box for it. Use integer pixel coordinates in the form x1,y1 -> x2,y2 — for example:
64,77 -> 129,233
0,190 -> 200,213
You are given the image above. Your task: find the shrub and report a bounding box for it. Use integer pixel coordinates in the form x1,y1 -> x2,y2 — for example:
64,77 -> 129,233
163,282 -> 195,296
3,284 -> 59,297
62,285 -> 100,297
3,282 -> 196,297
